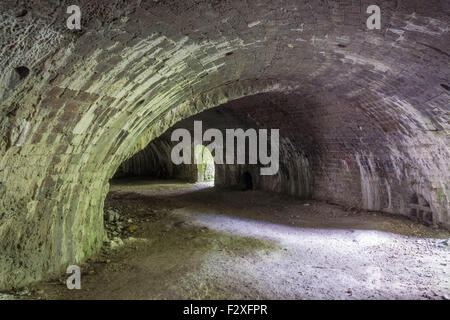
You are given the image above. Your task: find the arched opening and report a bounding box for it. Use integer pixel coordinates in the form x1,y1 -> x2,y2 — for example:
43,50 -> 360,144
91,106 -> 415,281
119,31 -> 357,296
241,171 -> 253,190
14,66 -> 29,80
410,193 -> 433,226
0,1 -> 449,299
195,144 -> 215,184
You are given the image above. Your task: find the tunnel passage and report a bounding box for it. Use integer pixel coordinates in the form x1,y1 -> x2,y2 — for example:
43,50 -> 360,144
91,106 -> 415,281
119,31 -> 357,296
195,145 -> 215,183
114,96 -> 313,196
241,172 -> 253,191
0,0 -> 449,290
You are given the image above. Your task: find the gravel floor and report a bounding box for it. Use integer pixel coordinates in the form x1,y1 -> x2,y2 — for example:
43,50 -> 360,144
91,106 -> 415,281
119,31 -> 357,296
10,179 -> 450,300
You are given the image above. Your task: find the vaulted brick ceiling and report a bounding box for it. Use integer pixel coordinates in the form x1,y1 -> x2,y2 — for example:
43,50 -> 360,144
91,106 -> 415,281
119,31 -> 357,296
0,0 -> 448,289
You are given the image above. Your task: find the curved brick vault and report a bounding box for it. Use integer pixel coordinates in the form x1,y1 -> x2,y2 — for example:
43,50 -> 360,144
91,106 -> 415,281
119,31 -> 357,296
0,0 -> 448,289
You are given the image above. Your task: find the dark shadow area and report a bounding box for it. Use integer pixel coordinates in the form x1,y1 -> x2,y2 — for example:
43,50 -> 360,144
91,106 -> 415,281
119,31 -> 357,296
108,179 -> 450,238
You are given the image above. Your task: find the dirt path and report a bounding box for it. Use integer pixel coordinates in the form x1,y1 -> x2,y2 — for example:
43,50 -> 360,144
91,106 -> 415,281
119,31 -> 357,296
8,179 -> 450,300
